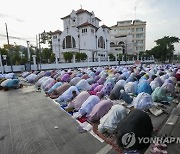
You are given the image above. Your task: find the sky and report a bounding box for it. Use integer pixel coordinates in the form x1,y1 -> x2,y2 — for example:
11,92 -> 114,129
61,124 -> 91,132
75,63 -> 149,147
0,0 -> 180,53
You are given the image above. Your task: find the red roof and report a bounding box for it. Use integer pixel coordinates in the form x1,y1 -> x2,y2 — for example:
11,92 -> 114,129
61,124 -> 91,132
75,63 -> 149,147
77,22 -> 98,29
50,30 -> 62,35
95,17 -> 101,21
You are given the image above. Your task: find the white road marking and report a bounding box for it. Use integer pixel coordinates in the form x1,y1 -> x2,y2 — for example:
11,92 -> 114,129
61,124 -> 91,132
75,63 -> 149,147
96,144 -> 112,154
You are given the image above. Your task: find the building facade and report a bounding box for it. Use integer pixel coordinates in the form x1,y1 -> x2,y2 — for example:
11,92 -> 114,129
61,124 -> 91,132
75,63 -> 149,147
110,20 -> 146,56
51,9 -> 110,62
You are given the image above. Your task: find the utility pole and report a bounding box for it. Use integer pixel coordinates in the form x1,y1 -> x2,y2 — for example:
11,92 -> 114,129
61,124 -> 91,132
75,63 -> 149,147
27,41 -> 30,61
26,41 -> 31,71
36,35 -> 39,70
5,23 -> 13,72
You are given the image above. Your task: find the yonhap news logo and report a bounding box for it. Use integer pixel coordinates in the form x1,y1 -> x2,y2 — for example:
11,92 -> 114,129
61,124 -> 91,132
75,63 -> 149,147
122,132 -> 180,148
122,132 -> 136,148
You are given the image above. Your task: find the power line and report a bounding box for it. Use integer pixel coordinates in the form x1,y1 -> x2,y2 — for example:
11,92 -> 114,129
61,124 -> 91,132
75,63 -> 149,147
0,34 -> 36,42
0,26 -> 36,39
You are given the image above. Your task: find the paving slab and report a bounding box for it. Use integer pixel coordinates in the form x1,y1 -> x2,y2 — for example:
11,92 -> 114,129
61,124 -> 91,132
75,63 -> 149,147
0,88 -> 117,154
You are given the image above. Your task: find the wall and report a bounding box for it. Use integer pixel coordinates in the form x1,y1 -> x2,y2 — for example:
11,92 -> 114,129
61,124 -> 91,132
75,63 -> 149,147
0,59 -> 155,73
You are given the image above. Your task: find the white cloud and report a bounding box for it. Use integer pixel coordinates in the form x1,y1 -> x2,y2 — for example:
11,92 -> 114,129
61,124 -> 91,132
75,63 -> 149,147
0,0 -> 179,51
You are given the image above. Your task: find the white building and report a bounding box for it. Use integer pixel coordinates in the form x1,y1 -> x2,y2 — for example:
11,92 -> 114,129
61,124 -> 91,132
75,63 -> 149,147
110,20 -> 146,56
52,9 -> 111,62
51,30 -> 62,59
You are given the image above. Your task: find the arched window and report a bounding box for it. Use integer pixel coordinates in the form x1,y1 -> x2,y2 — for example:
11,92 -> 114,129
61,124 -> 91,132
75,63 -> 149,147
98,36 -> 105,49
110,42 -> 115,45
62,35 -> 76,49
110,42 -> 115,47
118,41 -> 125,46
66,35 -> 71,48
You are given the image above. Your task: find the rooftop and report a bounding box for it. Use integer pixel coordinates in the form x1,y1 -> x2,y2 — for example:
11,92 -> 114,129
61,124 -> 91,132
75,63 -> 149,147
61,8 -> 101,21
50,30 -> 62,35
77,22 -> 98,29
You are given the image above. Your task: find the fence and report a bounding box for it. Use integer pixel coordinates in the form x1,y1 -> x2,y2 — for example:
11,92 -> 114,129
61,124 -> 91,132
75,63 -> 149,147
0,59 -> 155,73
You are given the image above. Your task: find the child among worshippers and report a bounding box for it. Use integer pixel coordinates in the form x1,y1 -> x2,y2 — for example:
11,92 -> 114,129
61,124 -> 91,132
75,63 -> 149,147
119,90 -> 133,104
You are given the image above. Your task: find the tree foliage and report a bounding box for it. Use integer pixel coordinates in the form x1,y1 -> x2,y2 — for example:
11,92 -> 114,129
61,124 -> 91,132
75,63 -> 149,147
75,52 -> 81,62
63,52 -> 73,63
41,48 -> 55,63
75,52 -> 87,61
108,53 -> 115,61
146,36 -> 179,62
80,53 -> 87,61
40,31 -> 53,50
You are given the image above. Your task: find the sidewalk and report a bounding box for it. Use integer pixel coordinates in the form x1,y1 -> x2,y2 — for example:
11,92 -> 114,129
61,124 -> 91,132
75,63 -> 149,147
0,86 -> 117,154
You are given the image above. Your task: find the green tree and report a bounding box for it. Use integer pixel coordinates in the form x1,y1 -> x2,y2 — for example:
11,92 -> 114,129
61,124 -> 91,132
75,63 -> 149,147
80,53 -> 87,61
11,45 -> 21,65
41,48 -> 54,63
75,52 -> 87,62
13,50 -> 21,65
118,53 -> 123,61
63,52 -> 73,63
40,31 -> 53,50
0,47 -> 8,55
108,53 -> 115,61
21,48 -> 28,64
147,36 -> 179,62
126,54 -> 134,61
75,52 -> 81,62
50,53 -> 55,63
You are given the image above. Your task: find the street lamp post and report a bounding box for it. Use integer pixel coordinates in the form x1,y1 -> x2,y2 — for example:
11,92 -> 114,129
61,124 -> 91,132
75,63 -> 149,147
25,41 -> 31,71
27,41 -> 31,62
